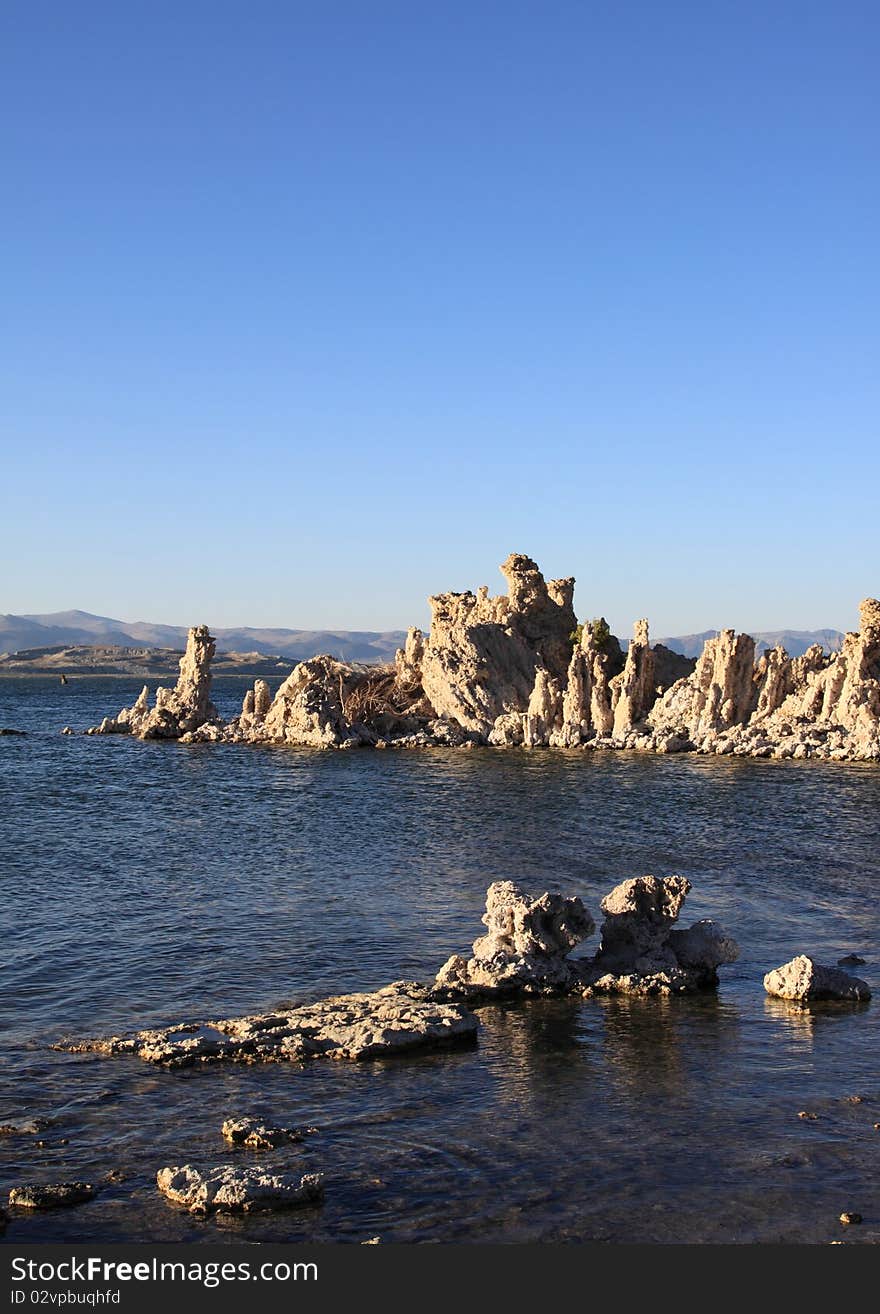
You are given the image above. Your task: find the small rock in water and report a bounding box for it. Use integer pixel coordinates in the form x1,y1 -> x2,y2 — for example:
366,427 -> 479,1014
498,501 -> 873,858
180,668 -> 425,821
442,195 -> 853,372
839,1212 -> 862,1226
9,1182 -> 96,1210
156,1165 -> 324,1215
361,1236 -> 381,1245
838,954 -> 867,967
764,955 -> 871,1002
798,1111 -> 819,1121
221,1117 -> 318,1149
61,727 -> 74,736
845,1095 -> 865,1104
0,728 -> 26,736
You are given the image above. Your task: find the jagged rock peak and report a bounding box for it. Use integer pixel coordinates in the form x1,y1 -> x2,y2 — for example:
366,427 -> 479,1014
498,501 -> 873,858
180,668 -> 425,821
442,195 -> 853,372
421,553 -> 578,737
87,624 -> 218,740
434,880 -> 595,999
860,597 -> 880,633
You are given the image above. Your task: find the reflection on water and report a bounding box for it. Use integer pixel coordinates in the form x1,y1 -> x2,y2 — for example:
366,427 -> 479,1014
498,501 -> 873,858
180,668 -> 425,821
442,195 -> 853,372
0,677 -> 879,1242
762,996 -> 872,1052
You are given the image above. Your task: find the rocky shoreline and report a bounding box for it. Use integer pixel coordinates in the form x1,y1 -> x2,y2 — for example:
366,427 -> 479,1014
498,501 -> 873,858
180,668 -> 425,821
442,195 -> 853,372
81,554 -> 880,763
6,876 -> 870,1228
58,875 -> 870,1071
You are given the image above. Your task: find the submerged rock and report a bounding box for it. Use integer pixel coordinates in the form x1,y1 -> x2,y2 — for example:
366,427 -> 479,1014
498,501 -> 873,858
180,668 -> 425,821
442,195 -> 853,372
0,1119 -> 50,1137
8,1182 -> 95,1210
434,880 -> 595,1000
764,955 -> 871,1002
156,1165 -> 323,1215
221,1118 -> 318,1148
63,982 -> 479,1067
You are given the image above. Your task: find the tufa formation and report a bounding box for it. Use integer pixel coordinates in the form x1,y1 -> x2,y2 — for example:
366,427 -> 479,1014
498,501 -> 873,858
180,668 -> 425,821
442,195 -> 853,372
87,555 -> 880,761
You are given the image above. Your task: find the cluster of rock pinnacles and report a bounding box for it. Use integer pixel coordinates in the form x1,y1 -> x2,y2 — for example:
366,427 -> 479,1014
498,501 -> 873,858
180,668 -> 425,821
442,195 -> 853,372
87,553 -> 880,761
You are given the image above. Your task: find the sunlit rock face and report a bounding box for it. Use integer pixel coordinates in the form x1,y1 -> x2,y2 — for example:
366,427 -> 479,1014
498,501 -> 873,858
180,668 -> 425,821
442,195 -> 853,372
84,551 -> 880,760
646,597 -> 880,760
763,954 -> 871,1002
87,626 -> 218,740
433,880 -> 596,1000
433,875 -> 739,1001
420,553 -> 577,738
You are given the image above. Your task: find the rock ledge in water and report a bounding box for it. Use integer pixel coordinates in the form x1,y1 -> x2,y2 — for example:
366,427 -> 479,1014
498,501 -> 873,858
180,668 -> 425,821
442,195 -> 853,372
156,1165 -> 323,1215
63,982 -> 478,1067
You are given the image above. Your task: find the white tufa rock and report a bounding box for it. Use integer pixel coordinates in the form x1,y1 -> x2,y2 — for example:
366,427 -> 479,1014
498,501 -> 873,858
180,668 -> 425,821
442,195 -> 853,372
434,880 -> 595,999
764,955 -> 871,1002
156,1165 -> 324,1214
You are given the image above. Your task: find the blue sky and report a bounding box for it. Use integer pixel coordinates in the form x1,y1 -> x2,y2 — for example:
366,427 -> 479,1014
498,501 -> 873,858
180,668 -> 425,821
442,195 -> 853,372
2,2 -> 877,638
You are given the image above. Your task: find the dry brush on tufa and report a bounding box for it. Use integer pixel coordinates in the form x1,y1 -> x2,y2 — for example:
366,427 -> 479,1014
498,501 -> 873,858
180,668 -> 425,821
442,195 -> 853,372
85,554 -> 880,761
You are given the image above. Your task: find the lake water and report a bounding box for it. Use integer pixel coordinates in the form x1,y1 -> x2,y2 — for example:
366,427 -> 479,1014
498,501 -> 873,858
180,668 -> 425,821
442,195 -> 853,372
1,677 -> 879,1243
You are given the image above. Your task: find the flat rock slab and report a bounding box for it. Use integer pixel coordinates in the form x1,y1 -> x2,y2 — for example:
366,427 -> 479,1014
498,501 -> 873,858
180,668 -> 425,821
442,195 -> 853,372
764,955 -> 871,1002
62,982 -> 479,1068
157,1165 -> 324,1215
221,1117 -> 318,1148
9,1183 -> 95,1210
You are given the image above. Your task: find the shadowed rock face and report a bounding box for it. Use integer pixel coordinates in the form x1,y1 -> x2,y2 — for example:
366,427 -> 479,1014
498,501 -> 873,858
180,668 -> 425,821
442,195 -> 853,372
580,875 -> 740,996
221,1118 -> 317,1148
8,1182 -> 95,1210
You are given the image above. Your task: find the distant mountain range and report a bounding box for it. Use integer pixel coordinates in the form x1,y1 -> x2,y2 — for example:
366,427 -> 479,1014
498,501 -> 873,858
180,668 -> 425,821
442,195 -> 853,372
656,628 -> 845,659
0,611 -> 408,664
0,610 -> 847,669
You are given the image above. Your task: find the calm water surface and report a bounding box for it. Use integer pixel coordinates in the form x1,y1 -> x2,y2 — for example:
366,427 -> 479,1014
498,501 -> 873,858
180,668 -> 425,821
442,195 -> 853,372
1,678 -> 879,1243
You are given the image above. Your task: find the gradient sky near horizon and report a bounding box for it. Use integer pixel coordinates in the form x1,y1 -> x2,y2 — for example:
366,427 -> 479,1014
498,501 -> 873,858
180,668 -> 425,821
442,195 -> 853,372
2,1 -> 878,638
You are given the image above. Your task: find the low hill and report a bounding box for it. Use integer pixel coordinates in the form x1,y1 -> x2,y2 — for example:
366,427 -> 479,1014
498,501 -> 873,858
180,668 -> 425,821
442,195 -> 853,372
0,610 -> 407,664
